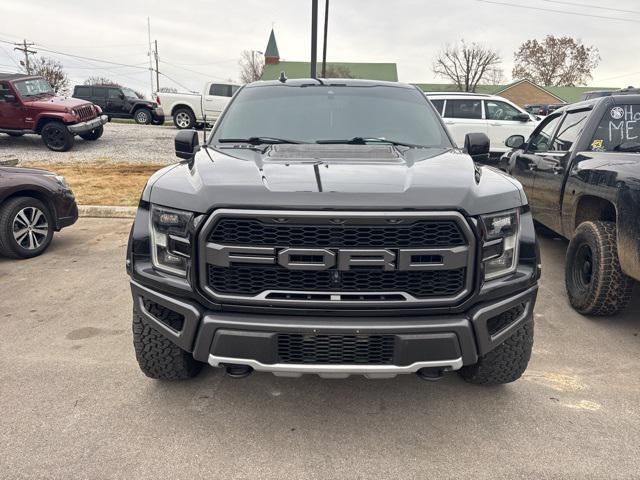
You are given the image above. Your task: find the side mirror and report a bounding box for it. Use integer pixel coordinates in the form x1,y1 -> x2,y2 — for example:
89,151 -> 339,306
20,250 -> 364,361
119,93 -> 125,99
175,130 -> 199,160
515,113 -> 531,122
505,135 -> 526,149
464,132 -> 490,162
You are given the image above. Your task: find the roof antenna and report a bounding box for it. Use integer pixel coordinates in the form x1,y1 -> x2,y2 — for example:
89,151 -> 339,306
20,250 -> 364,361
279,71 -> 287,83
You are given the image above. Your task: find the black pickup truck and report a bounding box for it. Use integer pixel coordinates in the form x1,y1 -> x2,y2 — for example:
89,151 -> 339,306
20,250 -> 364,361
505,95 -> 640,316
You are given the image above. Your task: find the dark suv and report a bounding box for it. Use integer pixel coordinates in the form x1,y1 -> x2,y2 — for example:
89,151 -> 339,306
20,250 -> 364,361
73,85 -> 164,125
0,164 -> 77,258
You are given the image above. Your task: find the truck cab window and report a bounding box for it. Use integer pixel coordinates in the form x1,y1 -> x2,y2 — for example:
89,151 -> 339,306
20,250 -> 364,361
527,114 -> 562,153
209,84 -> 232,97
590,104 -> 640,152
552,110 -> 590,152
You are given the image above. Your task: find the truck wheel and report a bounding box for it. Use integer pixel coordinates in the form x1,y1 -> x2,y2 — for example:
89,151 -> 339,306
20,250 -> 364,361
79,125 -> 104,141
565,221 -> 634,316
41,121 -> 74,152
459,320 -> 533,385
132,307 -> 204,380
134,108 -> 152,125
173,108 -> 195,129
0,197 -> 54,259
151,117 -> 165,126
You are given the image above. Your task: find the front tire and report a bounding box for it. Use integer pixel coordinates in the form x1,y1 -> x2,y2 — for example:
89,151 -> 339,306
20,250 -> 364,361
459,320 -> 534,385
565,221 -> 634,316
134,108 -> 152,125
79,125 -> 104,141
173,108 -> 195,129
132,307 -> 203,380
41,121 -> 74,152
0,197 -> 54,259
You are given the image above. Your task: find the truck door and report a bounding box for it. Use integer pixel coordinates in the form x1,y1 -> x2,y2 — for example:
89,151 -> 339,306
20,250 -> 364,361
530,109 -> 591,231
107,88 -> 127,117
509,113 -> 563,207
91,87 -> 108,112
203,84 -> 234,121
0,81 -> 25,130
442,99 -> 488,149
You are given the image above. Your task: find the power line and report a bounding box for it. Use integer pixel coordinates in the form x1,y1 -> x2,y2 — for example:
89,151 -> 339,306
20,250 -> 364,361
14,40 -> 37,74
159,59 -> 230,82
542,0 -> 640,15
475,0 -> 640,23
158,71 -> 196,93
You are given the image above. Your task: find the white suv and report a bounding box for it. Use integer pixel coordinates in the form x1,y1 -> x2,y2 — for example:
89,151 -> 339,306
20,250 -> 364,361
424,92 -> 540,157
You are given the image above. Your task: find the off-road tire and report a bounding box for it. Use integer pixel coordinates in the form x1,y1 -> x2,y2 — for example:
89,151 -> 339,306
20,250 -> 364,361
79,125 -> 104,141
0,196 -> 54,259
134,108 -> 152,125
459,320 -> 534,385
41,121 -> 74,152
565,221 -> 634,316
151,117 -> 165,126
132,307 -> 203,380
173,108 -> 196,129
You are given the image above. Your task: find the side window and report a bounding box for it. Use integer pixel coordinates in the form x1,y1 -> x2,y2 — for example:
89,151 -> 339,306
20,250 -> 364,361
92,87 -> 107,99
430,99 -> 444,115
209,84 -> 232,97
0,82 -> 10,100
590,104 -> 640,152
527,114 -> 562,153
552,110 -> 590,152
230,85 -> 240,96
74,86 -> 91,98
444,99 -> 482,120
485,100 -> 524,121
108,88 -> 121,100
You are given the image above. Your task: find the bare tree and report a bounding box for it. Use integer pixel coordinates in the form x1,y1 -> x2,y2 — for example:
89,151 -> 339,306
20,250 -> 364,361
83,77 -> 121,87
432,41 -> 502,92
23,56 -> 69,95
158,86 -> 178,93
239,50 -> 264,84
512,36 -> 600,86
323,65 -> 354,78
482,67 -> 506,86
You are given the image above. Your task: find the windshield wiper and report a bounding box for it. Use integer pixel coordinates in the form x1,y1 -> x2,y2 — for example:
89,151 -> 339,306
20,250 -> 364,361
316,137 -> 424,148
218,137 -> 303,145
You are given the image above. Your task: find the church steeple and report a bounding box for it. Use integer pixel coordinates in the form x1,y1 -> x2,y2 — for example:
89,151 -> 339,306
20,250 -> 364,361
264,29 -> 280,65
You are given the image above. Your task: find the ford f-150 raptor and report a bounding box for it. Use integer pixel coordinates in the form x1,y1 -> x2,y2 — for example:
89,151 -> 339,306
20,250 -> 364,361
126,78 -> 540,385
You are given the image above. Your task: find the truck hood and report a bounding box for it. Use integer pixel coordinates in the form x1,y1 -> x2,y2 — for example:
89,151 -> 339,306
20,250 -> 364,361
22,95 -> 92,111
147,144 -> 526,215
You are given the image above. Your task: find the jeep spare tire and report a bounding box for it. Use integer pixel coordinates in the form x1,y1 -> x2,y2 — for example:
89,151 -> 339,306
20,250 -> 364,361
41,121 -> 75,152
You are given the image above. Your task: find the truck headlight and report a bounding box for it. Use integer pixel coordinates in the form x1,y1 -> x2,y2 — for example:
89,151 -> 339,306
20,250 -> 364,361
480,209 -> 520,280
150,205 -> 193,276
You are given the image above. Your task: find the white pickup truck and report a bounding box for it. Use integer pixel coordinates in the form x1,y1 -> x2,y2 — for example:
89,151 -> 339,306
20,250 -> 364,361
156,82 -> 240,129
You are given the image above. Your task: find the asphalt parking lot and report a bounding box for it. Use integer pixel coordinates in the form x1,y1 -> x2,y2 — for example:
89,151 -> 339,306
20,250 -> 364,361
1,122 -> 178,165
1,218 -> 639,479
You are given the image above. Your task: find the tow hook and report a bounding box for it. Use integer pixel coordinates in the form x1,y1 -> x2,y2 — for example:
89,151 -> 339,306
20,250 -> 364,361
416,367 -> 444,382
224,364 -> 254,378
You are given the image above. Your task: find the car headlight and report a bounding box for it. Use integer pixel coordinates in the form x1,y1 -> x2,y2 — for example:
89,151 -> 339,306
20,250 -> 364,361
150,205 -> 193,276
480,209 -> 520,280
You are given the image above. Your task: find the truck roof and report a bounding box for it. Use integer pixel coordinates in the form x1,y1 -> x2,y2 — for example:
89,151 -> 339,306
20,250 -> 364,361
0,72 -> 33,81
555,94 -> 640,114
246,78 -> 415,89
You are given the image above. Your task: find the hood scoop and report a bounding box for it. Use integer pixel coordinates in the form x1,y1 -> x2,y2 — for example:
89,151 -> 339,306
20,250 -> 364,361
266,144 -> 402,164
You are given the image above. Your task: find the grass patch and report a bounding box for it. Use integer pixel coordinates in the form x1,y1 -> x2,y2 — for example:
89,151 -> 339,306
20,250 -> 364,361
25,163 -> 165,206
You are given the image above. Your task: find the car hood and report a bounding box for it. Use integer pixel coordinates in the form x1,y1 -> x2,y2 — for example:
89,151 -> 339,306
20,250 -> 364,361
23,95 -> 92,111
147,144 -> 526,216
0,166 -> 54,176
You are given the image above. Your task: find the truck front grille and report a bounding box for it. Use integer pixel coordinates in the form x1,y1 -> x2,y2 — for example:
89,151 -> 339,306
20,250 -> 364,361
277,334 -> 395,364
75,104 -> 96,122
198,210 -> 476,308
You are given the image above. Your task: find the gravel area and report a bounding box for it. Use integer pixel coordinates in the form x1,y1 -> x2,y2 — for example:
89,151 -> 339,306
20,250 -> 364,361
1,122 -> 185,165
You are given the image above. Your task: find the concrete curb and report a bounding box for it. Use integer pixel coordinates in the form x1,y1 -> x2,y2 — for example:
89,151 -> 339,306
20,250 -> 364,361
78,205 -> 136,219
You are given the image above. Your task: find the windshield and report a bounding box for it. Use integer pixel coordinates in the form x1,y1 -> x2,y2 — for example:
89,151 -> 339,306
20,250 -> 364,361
121,88 -> 139,98
212,84 -> 453,148
13,78 -> 54,97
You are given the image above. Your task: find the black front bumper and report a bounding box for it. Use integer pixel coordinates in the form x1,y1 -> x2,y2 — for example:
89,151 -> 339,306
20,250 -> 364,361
130,280 -> 537,377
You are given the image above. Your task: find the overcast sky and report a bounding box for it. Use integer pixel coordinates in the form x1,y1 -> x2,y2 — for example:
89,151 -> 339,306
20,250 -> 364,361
1,0 -> 639,96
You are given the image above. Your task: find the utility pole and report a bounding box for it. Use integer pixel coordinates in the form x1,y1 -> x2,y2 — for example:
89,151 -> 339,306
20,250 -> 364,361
14,40 -> 37,74
310,0 -> 318,78
147,17 -> 154,96
154,40 -> 160,92
321,0 -> 329,78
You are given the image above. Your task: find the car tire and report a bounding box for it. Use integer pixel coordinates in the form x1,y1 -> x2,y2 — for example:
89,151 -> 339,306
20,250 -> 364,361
565,221 -> 634,316
0,196 -> 54,259
79,125 -> 104,141
7,132 -> 24,137
132,306 -> 204,380
458,320 -> 534,385
41,121 -> 75,152
173,108 -> 195,130
151,117 -> 165,126
134,108 -> 152,125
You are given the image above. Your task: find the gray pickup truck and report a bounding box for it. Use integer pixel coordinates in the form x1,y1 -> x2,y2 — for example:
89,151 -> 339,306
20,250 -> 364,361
126,79 -> 540,385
